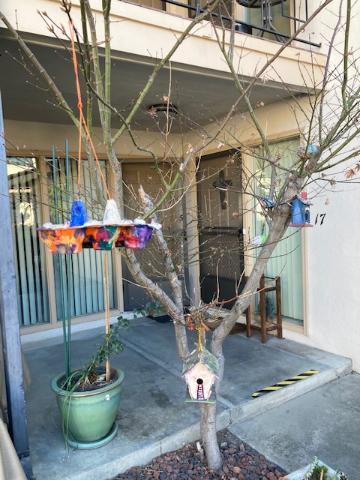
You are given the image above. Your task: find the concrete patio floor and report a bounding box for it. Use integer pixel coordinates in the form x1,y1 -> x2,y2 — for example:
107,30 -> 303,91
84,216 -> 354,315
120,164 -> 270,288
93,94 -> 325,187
22,318 -> 352,480
230,373 -> 360,478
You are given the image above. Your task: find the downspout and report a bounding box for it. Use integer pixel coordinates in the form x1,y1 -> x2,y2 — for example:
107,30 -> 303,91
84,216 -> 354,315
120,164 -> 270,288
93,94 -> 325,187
0,91 -> 33,479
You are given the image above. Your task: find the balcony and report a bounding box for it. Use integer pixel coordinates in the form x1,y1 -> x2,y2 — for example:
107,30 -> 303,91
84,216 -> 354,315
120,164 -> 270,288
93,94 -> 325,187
0,0 -> 326,99
129,0 -> 318,47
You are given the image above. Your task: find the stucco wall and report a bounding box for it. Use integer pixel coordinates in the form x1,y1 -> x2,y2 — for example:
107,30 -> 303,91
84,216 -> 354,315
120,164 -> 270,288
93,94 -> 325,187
286,179 -> 360,373
285,0 -> 360,372
4,119 -> 183,159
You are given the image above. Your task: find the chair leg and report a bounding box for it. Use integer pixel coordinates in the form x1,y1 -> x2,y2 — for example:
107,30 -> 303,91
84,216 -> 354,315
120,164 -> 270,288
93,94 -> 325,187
259,274 -> 267,343
246,305 -> 251,337
276,276 -> 283,339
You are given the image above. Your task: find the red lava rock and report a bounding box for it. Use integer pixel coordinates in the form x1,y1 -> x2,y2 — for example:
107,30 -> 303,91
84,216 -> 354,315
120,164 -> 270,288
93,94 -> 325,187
112,430 -> 287,480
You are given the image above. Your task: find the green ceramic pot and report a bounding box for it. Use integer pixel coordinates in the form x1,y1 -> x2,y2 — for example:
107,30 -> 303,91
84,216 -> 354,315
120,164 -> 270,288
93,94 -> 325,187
51,368 -> 124,449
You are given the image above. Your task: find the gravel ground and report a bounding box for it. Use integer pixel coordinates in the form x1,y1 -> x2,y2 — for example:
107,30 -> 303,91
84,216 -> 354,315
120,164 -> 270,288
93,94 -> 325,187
112,430 -> 287,480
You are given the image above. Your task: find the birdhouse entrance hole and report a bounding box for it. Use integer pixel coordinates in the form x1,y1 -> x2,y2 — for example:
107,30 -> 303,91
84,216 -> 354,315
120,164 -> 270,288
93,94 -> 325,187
197,378 -> 204,400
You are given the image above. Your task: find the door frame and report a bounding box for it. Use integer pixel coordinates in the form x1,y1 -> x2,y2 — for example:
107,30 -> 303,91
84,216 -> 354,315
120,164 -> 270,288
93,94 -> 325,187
196,148 -> 245,306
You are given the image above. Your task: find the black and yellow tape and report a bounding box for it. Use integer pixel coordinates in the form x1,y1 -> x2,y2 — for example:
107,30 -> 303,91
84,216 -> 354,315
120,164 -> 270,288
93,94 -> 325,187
252,369 -> 320,398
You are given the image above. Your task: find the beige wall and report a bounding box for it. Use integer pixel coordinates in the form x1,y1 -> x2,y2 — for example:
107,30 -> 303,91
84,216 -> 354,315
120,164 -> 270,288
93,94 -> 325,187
187,96 -> 307,152
4,119 -> 183,159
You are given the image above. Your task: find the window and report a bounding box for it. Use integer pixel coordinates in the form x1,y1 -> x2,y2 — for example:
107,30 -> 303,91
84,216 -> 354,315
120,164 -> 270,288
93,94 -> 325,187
242,1 -> 291,38
7,157 -> 50,326
252,138 -> 304,325
130,0 -> 165,10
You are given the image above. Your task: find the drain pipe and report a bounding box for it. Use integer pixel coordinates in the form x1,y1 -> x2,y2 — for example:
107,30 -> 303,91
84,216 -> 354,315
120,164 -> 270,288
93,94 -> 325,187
0,91 -> 33,479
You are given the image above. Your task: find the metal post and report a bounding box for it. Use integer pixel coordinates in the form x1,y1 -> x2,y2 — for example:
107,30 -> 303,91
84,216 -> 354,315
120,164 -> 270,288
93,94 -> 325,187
0,92 -> 33,478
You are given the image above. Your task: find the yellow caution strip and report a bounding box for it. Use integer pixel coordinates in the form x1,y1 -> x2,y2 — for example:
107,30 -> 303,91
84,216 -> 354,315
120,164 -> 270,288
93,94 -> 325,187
252,369 -> 320,398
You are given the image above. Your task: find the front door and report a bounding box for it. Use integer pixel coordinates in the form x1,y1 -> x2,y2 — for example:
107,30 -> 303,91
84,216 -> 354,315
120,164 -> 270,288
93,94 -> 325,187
197,151 -> 244,306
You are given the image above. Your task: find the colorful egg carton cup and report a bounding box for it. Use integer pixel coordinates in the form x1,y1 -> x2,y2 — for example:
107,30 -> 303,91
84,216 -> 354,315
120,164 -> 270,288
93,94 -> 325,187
115,224 -> 154,249
38,226 -> 86,254
83,225 -> 119,250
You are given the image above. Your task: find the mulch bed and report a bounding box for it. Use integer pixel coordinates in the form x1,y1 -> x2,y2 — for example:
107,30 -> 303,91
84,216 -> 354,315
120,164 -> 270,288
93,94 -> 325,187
112,429 -> 287,480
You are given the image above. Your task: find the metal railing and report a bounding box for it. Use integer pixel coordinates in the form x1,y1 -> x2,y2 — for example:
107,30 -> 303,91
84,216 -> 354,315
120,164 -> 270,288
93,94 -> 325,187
128,0 -> 320,48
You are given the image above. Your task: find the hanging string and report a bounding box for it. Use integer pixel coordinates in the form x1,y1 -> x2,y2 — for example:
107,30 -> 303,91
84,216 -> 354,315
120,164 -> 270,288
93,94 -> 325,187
103,251 -> 111,383
69,20 -> 111,200
191,308 -> 210,353
196,323 -> 204,352
69,21 -> 83,197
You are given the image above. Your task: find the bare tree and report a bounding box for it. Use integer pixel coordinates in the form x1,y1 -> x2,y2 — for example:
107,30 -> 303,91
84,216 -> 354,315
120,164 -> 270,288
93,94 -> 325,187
1,0 -> 359,470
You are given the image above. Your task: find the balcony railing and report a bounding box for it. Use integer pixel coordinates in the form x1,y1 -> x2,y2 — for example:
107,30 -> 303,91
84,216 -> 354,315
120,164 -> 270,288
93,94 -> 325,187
127,0 -> 320,48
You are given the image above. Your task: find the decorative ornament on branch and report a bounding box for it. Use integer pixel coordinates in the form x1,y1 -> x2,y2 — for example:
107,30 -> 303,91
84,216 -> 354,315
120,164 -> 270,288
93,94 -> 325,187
289,191 -> 313,228
183,313 -> 219,404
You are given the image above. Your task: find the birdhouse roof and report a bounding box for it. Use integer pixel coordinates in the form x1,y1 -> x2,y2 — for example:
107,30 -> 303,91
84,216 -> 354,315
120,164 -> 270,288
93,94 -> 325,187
292,195 -> 311,206
182,348 -> 219,375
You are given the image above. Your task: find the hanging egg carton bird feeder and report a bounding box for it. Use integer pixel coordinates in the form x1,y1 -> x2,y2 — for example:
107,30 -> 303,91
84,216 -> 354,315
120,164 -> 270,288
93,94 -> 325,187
37,27 -> 160,254
289,191 -> 313,227
182,348 -> 219,404
38,198 -> 160,254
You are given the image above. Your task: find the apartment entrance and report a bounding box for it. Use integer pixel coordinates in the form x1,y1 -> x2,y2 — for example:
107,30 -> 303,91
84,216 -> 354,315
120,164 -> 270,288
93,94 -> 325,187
197,151 -> 244,306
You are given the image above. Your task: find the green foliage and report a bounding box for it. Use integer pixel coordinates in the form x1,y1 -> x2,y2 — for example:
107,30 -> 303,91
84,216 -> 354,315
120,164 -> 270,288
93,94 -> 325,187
60,302 -> 167,393
61,315 -> 130,391
305,463 -> 328,480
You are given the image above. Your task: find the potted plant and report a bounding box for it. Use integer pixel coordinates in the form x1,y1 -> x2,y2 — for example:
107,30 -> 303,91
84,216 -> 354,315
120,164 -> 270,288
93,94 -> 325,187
286,458 -> 348,480
51,315 -> 128,449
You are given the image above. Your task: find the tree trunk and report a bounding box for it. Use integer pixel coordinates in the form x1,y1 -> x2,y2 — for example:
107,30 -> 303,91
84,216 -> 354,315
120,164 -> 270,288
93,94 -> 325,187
200,403 -> 222,470
202,199 -> 296,470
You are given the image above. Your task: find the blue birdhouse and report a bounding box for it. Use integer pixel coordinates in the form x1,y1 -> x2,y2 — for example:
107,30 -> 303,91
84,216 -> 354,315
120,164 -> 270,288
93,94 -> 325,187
290,193 -> 312,227
70,199 -> 88,227
307,144 -> 320,155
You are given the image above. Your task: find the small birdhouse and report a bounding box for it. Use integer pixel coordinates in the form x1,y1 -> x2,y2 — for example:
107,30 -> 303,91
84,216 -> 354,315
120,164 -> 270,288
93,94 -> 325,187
260,196 -> 275,209
182,348 -> 219,404
290,192 -> 312,227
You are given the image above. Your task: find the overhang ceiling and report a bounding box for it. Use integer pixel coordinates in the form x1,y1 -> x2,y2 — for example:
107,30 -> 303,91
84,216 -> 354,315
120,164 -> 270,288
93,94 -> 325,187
0,31 -> 303,132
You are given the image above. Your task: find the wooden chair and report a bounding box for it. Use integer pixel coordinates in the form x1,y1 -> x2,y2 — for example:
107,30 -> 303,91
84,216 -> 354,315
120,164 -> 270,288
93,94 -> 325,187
245,274 -> 283,343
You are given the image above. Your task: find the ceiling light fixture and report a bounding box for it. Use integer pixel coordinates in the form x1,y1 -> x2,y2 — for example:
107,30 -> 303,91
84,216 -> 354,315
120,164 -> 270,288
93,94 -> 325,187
147,103 -> 179,118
